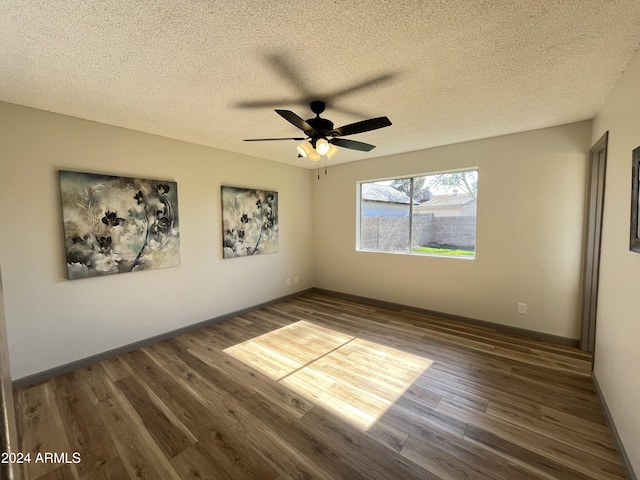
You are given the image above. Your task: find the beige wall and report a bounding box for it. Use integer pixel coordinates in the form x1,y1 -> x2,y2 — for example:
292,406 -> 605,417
0,101 -> 314,381
1,73 -> 636,472
312,121 -> 592,339
592,46 -> 640,474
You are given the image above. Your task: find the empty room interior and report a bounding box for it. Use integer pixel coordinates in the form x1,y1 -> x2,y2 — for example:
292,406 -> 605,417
1,2 -> 639,479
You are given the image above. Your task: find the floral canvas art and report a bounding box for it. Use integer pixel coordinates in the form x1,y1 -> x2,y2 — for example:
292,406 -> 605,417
59,171 -> 180,279
222,186 -> 278,258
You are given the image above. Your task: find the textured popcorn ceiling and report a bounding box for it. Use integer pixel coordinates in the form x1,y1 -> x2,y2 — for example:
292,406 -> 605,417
1,1 -> 640,168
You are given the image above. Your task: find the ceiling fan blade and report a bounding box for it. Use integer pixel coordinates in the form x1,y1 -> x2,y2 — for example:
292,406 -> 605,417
275,109 -> 316,134
243,137 -> 307,141
330,138 -> 376,152
331,117 -> 392,137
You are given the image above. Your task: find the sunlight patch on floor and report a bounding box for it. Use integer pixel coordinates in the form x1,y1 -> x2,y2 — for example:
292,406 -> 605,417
224,320 -> 432,430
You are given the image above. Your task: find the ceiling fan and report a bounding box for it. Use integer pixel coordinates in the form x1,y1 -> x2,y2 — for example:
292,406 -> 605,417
243,100 -> 392,161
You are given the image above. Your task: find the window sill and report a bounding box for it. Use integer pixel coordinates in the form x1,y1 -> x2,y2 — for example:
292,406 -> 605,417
356,248 -> 475,260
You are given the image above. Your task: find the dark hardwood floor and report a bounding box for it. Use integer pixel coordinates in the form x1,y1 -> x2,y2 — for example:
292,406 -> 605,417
14,292 -> 626,479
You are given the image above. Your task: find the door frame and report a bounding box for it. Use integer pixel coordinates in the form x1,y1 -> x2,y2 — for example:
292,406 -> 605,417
0,265 -> 22,479
580,132 -> 608,353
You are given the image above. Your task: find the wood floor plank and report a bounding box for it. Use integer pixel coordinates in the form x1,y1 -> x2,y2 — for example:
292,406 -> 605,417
509,364 -> 596,393
485,398 -> 619,463
391,395 -> 468,437
50,372 -> 118,477
365,419 -> 409,452
505,461 -> 558,480
175,336 -> 315,419
309,358 -> 408,402
438,398 -> 626,480
404,420 -> 511,479
281,369 -> 378,430
224,340 -> 303,380
391,311 -> 590,367
229,413 -> 336,480
299,406 -> 441,480
73,364 -> 115,405
403,382 -> 442,408
463,423 -> 599,480
119,349 -> 227,440
422,363 -> 605,423
193,430 -> 279,480
14,292 -> 624,480
170,446 -> 223,480
400,434 -> 508,480
414,373 -> 490,412
160,337 -> 257,405
142,343 -> 251,428
95,393 -> 182,480
240,394 -> 375,480
539,404 -> 612,438
99,356 -> 133,382
79,457 -> 129,480
36,464 -> 79,480
429,360 -> 600,407
115,375 -> 194,459
15,382 -> 75,479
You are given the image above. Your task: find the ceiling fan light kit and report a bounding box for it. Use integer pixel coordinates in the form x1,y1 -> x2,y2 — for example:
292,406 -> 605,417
296,137 -> 337,162
326,144 -> 339,159
315,138 -> 330,155
296,141 -> 314,158
244,100 -> 392,166
307,149 -> 321,162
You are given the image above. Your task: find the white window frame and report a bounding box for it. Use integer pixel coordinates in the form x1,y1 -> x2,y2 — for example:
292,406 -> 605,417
356,168 -> 478,258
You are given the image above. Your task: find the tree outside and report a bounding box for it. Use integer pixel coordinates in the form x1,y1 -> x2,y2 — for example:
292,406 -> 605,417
391,170 -> 478,202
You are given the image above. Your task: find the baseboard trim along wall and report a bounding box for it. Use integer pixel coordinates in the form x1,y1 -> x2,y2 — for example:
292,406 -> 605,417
12,288 -> 313,390
591,372 -> 638,480
311,288 -> 580,347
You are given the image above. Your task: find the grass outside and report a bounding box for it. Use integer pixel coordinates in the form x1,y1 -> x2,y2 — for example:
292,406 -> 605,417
413,246 -> 475,256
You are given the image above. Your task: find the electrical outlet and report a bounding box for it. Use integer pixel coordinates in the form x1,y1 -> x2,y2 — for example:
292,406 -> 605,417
517,303 -> 527,315
286,278 -> 291,286
294,276 -> 299,284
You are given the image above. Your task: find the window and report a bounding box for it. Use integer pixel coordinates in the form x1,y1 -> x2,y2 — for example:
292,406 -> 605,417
358,169 -> 478,257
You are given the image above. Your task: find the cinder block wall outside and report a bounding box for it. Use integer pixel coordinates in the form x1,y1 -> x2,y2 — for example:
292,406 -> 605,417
361,215 -> 476,251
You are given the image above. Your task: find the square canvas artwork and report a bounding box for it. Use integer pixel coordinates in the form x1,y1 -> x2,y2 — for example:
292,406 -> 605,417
59,170 -> 180,279
221,186 -> 278,258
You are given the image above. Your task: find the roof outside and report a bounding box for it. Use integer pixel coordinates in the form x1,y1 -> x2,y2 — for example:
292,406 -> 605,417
362,183 -> 411,204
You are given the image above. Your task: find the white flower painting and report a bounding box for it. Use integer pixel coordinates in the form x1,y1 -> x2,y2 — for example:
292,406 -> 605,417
221,186 -> 278,259
59,171 -> 180,279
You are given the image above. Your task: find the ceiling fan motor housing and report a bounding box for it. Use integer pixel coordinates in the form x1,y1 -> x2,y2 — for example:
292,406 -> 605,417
305,117 -> 334,140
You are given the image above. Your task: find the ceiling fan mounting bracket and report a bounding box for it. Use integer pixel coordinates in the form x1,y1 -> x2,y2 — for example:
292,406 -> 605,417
310,100 -> 326,115
305,101 -> 333,139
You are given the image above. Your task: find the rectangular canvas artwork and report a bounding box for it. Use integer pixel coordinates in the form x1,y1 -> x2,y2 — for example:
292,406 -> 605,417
221,186 -> 278,258
59,170 -> 180,279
